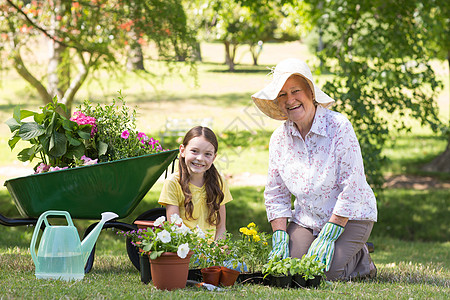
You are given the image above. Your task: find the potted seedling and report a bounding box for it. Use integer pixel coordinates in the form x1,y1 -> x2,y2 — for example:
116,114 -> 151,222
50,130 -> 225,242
262,257 -> 293,288
233,222 -> 272,285
290,255 -> 325,288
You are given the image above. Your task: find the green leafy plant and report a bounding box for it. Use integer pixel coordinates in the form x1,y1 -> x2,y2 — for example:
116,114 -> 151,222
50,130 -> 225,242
289,255 -> 325,280
263,255 -> 325,279
6,96 -> 92,170
262,256 -> 292,278
76,92 -> 165,162
192,231 -> 234,268
232,222 -> 271,273
120,214 -> 206,260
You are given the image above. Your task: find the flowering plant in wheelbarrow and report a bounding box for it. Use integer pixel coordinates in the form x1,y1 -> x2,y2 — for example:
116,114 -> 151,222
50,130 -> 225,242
6,92 -> 166,173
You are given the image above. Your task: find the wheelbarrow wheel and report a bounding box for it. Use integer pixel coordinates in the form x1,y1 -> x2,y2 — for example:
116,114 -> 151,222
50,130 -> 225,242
126,207 -> 167,271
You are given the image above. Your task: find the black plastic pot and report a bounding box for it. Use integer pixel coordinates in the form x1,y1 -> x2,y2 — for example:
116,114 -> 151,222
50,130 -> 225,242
306,275 -> 322,288
269,275 -> 292,288
292,274 -> 307,288
188,268 -> 202,282
237,272 -> 269,285
139,253 -> 151,284
292,274 -> 322,288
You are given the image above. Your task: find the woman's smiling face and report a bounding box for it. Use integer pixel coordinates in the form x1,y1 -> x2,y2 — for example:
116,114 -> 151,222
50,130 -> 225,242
276,75 -> 316,130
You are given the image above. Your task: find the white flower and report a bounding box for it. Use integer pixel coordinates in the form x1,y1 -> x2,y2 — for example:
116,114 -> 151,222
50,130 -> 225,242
157,230 -> 171,243
176,223 -> 191,236
177,243 -> 190,259
154,216 -> 166,227
170,213 -> 183,226
195,226 -> 206,239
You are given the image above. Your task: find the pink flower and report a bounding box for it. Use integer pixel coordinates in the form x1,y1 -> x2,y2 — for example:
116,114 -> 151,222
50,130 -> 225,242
49,166 -> 68,172
137,132 -> 149,144
81,155 -> 98,166
35,163 -> 50,174
121,130 -> 130,139
71,111 -> 97,137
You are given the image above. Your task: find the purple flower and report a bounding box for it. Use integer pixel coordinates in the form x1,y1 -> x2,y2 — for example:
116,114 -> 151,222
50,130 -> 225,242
121,130 -> 130,139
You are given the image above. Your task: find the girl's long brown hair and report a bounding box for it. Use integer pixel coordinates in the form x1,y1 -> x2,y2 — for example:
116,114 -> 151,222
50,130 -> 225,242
178,126 -> 224,226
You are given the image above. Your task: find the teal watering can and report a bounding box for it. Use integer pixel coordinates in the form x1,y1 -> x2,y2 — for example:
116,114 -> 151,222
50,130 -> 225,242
30,210 -> 118,281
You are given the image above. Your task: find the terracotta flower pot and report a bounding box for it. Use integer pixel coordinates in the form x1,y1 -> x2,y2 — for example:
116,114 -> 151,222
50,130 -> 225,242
149,251 -> 193,291
201,266 -> 221,286
219,266 -> 240,286
134,220 -> 155,230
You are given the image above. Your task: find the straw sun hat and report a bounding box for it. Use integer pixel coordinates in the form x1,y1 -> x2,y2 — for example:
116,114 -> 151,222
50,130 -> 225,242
251,58 -> 335,120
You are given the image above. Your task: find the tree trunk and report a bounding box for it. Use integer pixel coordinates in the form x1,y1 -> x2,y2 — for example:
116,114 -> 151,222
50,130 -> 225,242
421,53 -> 450,173
126,29 -> 146,71
126,41 -> 145,71
422,137 -> 450,172
224,41 -> 235,72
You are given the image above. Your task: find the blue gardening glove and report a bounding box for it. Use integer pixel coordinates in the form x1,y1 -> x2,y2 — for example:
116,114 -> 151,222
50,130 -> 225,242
268,230 -> 289,260
306,222 -> 344,271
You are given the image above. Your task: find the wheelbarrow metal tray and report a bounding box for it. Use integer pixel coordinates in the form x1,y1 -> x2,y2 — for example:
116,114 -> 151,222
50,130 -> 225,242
4,150 -> 178,219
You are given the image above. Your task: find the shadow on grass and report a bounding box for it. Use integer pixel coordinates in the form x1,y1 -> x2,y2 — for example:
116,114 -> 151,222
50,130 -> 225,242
373,189 -> 450,242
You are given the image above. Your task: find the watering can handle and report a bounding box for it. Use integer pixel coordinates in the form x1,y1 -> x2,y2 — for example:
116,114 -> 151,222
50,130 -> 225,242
30,210 -> 74,266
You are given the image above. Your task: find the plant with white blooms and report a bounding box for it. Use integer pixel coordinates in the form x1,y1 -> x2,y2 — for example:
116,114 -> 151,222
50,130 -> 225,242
121,214 -> 206,260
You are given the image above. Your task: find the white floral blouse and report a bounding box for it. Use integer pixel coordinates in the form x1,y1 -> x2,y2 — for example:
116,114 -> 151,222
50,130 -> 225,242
265,106 -> 377,234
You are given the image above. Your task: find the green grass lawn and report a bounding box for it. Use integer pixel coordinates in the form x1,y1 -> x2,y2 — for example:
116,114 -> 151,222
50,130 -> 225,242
0,41 -> 449,298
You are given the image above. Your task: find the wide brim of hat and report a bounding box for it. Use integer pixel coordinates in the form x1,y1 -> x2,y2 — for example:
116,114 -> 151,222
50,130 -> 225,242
251,72 -> 335,120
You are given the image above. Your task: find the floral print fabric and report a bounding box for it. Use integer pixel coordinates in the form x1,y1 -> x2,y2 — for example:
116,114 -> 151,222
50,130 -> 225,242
265,106 -> 377,234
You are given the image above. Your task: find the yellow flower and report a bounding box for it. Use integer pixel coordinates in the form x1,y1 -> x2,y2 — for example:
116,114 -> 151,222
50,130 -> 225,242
253,235 -> 261,242
247,222 -> 256,228
248,229 -> 257,236
240,227 -> 251,235
263,242 -> 268,246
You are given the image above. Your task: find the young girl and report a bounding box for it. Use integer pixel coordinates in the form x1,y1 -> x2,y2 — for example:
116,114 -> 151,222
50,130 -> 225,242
158,126 -> 232,240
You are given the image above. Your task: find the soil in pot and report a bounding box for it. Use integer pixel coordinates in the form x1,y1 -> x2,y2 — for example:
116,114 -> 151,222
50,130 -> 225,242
219,266 -> 240,287
201,266 -> 221,286
269,274 -> 292,288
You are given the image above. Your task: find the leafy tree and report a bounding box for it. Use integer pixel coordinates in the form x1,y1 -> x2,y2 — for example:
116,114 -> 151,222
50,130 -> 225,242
304,0 -> 445,188
0,0 -> 197,115
197,0 -> 306,70
418,0 -> 450,172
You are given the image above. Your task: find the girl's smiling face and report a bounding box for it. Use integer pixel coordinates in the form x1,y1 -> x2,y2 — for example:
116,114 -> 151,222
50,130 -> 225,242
180,136 -> 217,176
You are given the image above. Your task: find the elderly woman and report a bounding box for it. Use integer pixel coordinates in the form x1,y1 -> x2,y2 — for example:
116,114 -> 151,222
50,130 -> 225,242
252,58 -> 377,281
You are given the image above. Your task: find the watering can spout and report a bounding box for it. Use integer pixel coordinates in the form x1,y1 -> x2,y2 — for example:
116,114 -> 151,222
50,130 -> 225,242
81,212 -> 118,265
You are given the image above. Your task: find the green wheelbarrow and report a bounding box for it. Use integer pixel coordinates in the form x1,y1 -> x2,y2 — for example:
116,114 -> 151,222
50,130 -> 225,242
0,149 -> 179,273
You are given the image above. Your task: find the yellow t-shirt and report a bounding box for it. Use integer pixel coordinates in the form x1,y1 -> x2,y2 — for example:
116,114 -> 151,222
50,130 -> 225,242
158,173 -> 233,235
